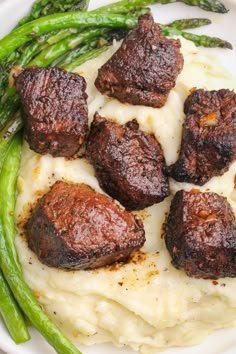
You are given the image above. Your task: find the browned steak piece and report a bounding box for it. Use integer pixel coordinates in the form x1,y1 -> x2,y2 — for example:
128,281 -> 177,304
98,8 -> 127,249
86,113 -> 169,210
169,89 -> 236,185
164,190 -> 236,279
95,14 -> 183,108
26,181 -> 145,270
16,67 -> 88,157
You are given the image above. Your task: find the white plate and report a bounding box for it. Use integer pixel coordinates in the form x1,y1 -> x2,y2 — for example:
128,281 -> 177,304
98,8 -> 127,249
0,1 -> 236,353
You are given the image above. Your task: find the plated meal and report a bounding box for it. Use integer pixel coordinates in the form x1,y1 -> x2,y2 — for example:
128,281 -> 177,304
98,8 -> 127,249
0,0 -> 236,354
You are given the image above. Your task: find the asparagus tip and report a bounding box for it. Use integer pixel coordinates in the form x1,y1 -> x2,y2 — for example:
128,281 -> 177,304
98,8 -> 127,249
224,42 -> 233,50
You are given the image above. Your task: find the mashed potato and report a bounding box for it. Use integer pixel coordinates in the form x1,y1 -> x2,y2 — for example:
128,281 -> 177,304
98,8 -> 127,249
15,38 -> 236,354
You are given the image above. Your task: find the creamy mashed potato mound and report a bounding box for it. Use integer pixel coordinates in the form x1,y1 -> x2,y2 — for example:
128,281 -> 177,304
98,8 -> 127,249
15,39 -> 236,353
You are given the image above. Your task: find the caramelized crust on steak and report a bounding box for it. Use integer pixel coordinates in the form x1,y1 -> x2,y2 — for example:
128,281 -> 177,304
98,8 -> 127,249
95,14 -> 183,108
26,181 -> 145,270
169,89 -> 236,185
86,113 -> 169,210
165,190 -> 236,279
16,67 -> 88,158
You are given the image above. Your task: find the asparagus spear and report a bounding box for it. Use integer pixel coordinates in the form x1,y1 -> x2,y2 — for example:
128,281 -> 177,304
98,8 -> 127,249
90,0 -> 227,14
58,40 -> 99,67
161,25 -> 233,49
180,0 -> 227,13
0,113 -> 23,158
0,56 -> 18,99
26,5 -> 150,67
0,133 -> 22,268
166,18 -> 211,30
0,112 -> 22,169
0,128 -> 30,344
18,0 -> 90,27
0,269 -> 30,343
28,28 -> 110,67
0,95 -> 20,128
0,13 -> 138,61
64,46 -> 110,71
58,27 -> 128,67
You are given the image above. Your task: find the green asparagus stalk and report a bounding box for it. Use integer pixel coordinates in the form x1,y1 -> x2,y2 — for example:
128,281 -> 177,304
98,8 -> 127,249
18,0 -> 90,27
90,0 -> 157,13
0,113 -> 23,163
0,134 -> 22,269
0,94 -> 20,128
64,46 -> 110,71
167,18 -> 211,30
0,269 -> 30,343
90,0 -> 227,13
161,25 -> 233,49
16,31 -> 75,67
58,27 -> 128,68
57,40 -> 99,67
126,7 -> 151,16
28,28 -> 110,67
0,52 -> 21,99
0,131 -> 30,344
180,0 -> 227,13
26,4 -> 151,68
52,0 -> 90,12
0,13 -> 138,61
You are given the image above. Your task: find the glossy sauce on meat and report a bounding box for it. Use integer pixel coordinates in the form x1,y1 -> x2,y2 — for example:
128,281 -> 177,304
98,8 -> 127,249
95,14 -> 183,108
165,190 -> 236,279
86,113 -> 169,210
16,67 -> 88,158
26,181 -> 145,270
169,89 -> 236,185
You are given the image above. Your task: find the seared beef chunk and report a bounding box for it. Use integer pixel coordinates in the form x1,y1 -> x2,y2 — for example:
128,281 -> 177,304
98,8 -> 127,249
169,89 -> 236,185
95,14 -> 183,108
86,113 -> 169,210
26,181 -> 145,270
16,67 -> 88,157
165,190 -> 236,279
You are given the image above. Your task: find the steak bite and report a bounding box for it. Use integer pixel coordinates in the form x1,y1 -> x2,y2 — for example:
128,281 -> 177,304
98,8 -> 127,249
16,67 -> 88,158
169,89 -> 236,185
95,14 -> 183,108
26,181 -> 145,270
164,190 -> 236,279
86,113 -> 169,210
